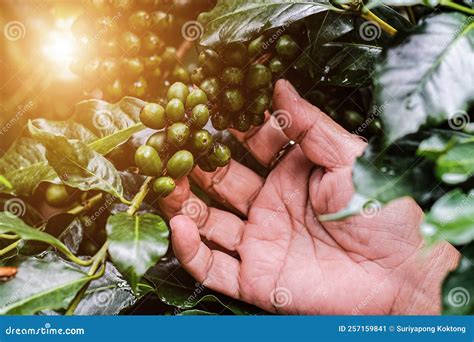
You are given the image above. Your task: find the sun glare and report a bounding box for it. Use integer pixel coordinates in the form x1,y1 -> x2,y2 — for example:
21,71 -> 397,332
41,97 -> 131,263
41,18 -> 77,80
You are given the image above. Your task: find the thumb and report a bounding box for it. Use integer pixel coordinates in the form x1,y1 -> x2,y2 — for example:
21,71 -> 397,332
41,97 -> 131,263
272,79 -> 366,169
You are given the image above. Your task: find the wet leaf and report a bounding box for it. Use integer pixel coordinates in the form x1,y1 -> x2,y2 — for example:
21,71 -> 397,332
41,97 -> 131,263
106,212 -> 169,292
199,0 -> 340,47
0,253 -> 92,315
375,13 -> 474,143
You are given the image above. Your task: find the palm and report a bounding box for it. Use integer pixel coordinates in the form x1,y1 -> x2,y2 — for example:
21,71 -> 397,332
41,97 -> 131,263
237,152 -> 422,314
159,80 -> 427,315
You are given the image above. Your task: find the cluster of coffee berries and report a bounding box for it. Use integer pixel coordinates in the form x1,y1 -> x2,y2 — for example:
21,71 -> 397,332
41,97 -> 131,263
134,82 -> 231,197
188,33 -> 302,133
70,0 -> 189,102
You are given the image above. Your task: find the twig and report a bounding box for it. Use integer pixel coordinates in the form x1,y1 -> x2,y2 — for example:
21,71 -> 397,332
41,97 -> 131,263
360,9 -> 397,36
127,177 -> 153,216
67,193 -> 104,216
65,241 -> 109,315
440,0 -> 474,15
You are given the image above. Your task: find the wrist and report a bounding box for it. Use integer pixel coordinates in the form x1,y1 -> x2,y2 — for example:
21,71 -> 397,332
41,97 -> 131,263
391,241 -> 460,315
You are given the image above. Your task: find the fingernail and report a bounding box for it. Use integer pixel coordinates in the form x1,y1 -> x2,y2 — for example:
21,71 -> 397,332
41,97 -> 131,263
285,80 -> 299,98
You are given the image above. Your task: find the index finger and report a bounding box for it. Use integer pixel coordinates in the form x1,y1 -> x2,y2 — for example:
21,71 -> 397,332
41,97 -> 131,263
273,80 -> 366,169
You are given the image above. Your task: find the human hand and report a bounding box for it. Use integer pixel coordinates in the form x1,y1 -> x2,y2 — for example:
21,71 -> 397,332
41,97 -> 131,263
159,80 -> 459,315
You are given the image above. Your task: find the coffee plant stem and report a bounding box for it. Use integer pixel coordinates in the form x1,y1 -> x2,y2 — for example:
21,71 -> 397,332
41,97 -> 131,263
126,176 -> 154,216
440,0 -> 474,15
405,6 -> 417,24
67,193 -> 104,216
65,241 -> 109,315
360,8 -> 397,36
0,240 -> 20,256
0,233 -> 19,240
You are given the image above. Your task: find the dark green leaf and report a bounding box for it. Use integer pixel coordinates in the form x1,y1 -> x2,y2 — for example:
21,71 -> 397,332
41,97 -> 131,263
0,253 -> 92,315
0,212 -> 82,264
306,11 -> 353,48
0,137 -> 59,196
118,171 -> 147,202
422,189 -> 474,245
106,212 -> 169,292
198,0 -> 340,47
436,142 -> 474,184
147,257 -> 262,315
371,5 -> 414,32
0,197 -> 44,227
28,121 -> 125,201
18,213 -> 83,256
73,262 -> 138,315
312,42 -> 382,87
442,242 -> 474,315
43,214 -> 84,255
375,13 -> 474,143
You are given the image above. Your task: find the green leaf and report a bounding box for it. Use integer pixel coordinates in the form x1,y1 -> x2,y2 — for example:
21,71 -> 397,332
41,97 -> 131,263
0,137 -> 59,196
32,97 -> 148,156
0,98 -> 146,196
88,123 -> 145,155
442,242 -> 474,315
0,253 -> 93,315
198,0 -> 340,47
365,0 -> 439,10
0,176 -> 12,189
374,13 -> 474,143
106,212 -> 169,292
18,213 -> 83,256
436,142 -> 474,184
421,189 -> 474,245
31,119 -> 97,143
417,129 -> 474,160
321,142 -> 438,220
0,212 -> 85,265
28,121 -> 124,200
72,262 -> 138,315
73,97 -> 147,155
